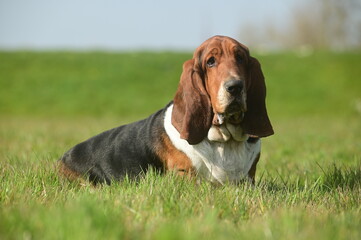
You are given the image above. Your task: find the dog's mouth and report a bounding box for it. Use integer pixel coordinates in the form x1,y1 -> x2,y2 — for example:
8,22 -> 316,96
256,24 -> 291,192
214,101 -> 246,125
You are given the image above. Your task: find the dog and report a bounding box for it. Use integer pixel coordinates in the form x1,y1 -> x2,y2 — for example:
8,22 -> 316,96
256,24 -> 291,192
59,36 -> 274,185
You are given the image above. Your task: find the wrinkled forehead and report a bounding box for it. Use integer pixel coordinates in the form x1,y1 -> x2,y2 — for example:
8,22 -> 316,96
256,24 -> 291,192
194,36 -> 249,58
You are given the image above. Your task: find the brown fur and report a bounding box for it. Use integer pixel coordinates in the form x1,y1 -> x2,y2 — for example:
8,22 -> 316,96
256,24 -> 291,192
241,57 -> 274,137
58,161 -> 82,182
156,133 -> 195,177
171,59 -> 213,145
171,35 -> 273,145
195,37 -> 249,113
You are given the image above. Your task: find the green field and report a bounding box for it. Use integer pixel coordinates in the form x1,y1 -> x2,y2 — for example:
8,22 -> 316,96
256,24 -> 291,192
0,51 -> 360,239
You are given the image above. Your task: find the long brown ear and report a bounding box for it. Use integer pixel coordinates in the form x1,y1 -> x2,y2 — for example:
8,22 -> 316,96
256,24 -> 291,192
171,59 -> 213,145
242,57 -> 274,137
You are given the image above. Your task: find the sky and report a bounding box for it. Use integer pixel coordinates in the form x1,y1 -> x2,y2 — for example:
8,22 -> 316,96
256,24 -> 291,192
0,0 -> 300,51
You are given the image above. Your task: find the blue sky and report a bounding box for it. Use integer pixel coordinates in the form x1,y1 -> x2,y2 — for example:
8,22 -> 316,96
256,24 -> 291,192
0,0 -> 300,50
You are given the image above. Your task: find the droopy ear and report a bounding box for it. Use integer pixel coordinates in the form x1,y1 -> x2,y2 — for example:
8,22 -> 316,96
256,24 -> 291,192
242,57 -> 274,137
171,59 -> 213,145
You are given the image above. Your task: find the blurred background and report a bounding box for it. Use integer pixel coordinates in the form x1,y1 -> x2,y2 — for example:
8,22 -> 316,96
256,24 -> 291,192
0,0 -> 360,120
1,0 -> 360,51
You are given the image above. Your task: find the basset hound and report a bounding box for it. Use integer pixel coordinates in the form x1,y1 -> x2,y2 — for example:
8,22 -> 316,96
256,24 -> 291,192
59,35 -> 274,185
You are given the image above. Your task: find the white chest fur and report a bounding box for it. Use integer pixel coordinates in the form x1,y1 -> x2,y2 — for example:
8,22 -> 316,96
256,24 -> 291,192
164,105 -> 261,184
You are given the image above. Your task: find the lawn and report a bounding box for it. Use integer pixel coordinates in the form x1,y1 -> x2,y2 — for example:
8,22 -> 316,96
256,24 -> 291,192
0,50 -> 360,239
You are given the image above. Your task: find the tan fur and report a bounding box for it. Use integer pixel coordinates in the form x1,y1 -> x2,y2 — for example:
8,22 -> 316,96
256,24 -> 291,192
58,161 -> 82,182
197,38 -> 248,113
156,133 -> 195,177
172,36 -> 273,145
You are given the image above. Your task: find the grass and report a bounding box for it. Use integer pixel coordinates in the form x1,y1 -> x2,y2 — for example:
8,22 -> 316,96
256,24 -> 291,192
0,51 -> 360,239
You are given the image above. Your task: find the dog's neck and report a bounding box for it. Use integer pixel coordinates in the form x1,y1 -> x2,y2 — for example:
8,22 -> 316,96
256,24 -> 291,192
207,123 -> 248,142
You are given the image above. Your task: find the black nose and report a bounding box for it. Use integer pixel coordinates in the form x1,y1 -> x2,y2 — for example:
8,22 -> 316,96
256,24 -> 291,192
224,80 -> 243,95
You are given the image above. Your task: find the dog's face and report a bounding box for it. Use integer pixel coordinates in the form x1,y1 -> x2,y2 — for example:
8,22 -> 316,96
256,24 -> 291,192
195,36 -> 249,125
172,35 -> 274,145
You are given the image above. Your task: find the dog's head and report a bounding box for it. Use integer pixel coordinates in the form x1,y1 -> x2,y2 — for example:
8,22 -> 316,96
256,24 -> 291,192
172,36 -> 274,144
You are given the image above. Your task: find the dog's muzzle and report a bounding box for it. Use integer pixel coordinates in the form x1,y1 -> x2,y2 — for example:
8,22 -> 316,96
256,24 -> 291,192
214,79 -> 246,125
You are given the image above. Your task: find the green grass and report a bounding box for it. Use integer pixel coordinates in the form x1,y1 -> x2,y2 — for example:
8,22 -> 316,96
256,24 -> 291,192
0,51 -> 360,239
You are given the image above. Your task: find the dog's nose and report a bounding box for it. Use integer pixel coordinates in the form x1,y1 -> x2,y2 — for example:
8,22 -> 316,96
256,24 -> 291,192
224,80 -> 243,95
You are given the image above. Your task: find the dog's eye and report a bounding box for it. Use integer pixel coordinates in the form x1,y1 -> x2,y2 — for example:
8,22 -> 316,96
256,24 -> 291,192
206,57 -> 216,68
236,54 -> 243,64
